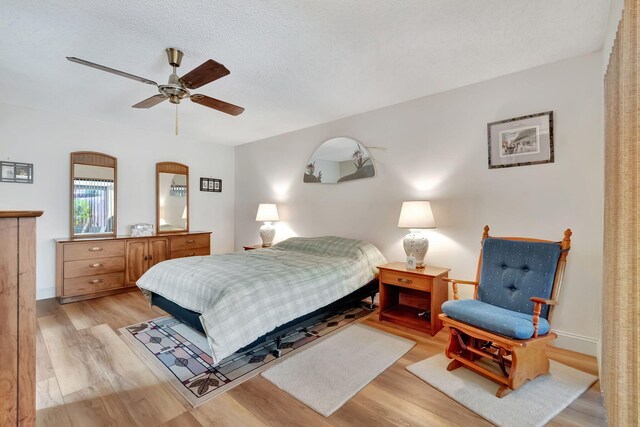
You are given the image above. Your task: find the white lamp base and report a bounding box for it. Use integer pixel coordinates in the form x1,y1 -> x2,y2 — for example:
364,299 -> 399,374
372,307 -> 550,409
403,231 -> 429,269
260,222 -> 276,247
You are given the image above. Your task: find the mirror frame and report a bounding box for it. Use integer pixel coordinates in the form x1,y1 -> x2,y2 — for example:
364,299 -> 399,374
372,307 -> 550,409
70,151 -> 117,239
156,162 -> 189,234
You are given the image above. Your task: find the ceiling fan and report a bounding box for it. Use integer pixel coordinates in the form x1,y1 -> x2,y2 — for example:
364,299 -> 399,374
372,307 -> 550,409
67,48 -> 244,133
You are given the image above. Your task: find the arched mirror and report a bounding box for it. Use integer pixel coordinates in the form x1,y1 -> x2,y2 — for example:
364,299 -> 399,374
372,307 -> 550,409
303,137 -> 375,184
157,162 -> 189,234
70,151 -> 117,238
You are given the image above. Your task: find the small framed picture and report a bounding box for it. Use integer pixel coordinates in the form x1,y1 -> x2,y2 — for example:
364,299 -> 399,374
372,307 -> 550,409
1,163 -> 15,180
15,163 -> 32,182
213,179 -> 222,192
1,162 -> 33,183
487,111 -> 553,169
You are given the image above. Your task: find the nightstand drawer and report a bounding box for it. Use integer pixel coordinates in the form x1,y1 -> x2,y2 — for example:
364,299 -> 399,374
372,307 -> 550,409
380,270 -> 431,291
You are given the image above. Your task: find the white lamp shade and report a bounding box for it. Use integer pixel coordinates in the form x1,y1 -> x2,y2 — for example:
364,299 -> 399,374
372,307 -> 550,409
256,203 -> 279,222
397,201 -> 436,229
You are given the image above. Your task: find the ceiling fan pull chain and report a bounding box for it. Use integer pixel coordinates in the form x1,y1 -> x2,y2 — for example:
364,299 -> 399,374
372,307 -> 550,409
175,104 -> 179,136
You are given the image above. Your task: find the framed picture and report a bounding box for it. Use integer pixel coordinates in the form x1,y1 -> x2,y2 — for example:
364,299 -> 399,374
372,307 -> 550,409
200,177 -> 222,192
487,111 -> 553,169
213,179 -> 222,192
1,162 -> 33,183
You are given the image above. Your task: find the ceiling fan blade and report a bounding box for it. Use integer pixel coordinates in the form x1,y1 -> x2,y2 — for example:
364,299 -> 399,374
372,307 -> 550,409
190,95 -> 244,116
67,57 -> 158,86
180,60 -> 230,89
132,94 -> 168,108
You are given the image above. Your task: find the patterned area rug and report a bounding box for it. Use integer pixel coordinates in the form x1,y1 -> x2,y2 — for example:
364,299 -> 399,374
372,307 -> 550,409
119,304 -> 374,407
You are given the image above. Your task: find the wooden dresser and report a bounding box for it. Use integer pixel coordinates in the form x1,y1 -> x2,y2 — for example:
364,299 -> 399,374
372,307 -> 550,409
0,210 -> 42,426
56,231 -> 211,303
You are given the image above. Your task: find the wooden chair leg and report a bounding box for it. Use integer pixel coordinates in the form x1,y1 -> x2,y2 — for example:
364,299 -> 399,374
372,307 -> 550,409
496,385 -> 509,398
447,359 -> 463,371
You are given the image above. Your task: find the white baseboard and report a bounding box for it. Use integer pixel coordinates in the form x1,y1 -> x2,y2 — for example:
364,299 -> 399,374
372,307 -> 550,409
552,329 -> 599,357
36,286 -> 56,300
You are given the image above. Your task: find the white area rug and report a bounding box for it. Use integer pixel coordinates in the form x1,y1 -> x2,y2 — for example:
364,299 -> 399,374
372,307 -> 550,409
261,324 -> 415,416
407,354 -> 598,427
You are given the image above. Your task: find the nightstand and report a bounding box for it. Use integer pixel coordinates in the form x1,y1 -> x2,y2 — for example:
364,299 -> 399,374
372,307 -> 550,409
378,262 -> 450,336
243,244 -> 263,251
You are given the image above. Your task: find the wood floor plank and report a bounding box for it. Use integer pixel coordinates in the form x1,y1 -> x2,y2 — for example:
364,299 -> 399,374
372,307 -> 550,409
229,376 -> 333,426
85,323 -> 186,425
35,326 -> 54,383
351,383 -> 460,426
191,394 -> 266,427
37,314 -> 104,396
62,379 -> 138,427
161,411 -> 203,427
62,301 -> 103,330
35,377 -> 72,427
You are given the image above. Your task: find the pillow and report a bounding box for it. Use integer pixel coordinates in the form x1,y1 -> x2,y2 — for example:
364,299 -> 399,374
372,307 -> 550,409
272,236 -> 372,259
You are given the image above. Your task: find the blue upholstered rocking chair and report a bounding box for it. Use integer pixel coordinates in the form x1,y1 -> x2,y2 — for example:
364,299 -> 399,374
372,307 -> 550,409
438,225 -> 572,397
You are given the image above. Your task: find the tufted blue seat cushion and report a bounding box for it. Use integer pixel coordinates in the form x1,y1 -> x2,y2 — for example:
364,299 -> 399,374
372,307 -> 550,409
478,238 -> 561,319
441,299 -> 550,339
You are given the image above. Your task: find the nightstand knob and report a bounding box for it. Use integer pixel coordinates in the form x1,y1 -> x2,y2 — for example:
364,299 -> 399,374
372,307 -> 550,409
397,278 -> 413,284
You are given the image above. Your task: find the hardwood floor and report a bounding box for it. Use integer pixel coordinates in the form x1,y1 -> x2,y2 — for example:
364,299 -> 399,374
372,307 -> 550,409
35,292 -> 605,426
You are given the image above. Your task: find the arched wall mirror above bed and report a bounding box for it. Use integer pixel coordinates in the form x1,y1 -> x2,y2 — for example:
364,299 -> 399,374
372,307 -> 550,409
156,162 -> 189,234
70,151 -> 117,239
303,137 -> 375,184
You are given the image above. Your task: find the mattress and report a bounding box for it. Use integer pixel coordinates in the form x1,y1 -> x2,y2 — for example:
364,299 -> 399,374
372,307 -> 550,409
136,236 -> 387,364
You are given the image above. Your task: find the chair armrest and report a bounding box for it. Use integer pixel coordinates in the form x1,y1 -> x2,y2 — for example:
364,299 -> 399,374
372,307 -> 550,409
530,298 -> 558,338
443,278 -> 479,300
530,297 -> 558,305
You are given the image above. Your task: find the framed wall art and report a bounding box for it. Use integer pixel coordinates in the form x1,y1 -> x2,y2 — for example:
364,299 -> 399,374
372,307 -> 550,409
1,162 -> 33,183
200,177 -> 222,193
487,111 -> 553,169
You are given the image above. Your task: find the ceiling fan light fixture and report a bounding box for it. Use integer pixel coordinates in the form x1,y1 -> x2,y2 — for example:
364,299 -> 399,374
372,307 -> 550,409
169,94 -> 180,104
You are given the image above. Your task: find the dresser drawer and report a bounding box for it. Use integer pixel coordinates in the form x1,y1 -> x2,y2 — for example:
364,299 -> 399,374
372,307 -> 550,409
170,247 -> 210,259
63,256 -> 125,278
380,270 -> 431,291
63,272 -> 125,296
64,240 -> 125,261
170,234 -> 210,251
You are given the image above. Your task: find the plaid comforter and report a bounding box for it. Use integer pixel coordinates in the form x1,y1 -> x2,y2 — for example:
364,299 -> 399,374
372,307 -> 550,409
137,236 -> 387,364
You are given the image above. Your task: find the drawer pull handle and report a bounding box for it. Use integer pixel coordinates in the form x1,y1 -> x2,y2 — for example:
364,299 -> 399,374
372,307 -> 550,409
397,278 -> 413,284
89,279 -> 104,284
186,239 -> 196,243
89,247 -> 103,252
89,263 -> 102,268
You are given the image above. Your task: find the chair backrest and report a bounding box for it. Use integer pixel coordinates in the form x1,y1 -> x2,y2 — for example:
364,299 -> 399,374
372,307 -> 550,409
474,226 -> 571,322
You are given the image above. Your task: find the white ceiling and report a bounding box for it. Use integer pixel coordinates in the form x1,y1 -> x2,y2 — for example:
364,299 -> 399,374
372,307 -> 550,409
1,1 -> 610,146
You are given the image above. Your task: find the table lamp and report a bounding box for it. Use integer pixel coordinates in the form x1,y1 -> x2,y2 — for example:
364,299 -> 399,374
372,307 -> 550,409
256,203 -> 279,247
397,201 -> 436,269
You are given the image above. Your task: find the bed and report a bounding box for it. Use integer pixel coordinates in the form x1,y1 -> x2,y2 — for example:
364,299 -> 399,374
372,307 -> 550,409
136,236 -> 387,364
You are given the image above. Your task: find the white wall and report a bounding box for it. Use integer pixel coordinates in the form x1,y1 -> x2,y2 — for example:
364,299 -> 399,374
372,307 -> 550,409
0,103 -> 235,299
235,52 -> 604,355
603,0 -> 624,74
